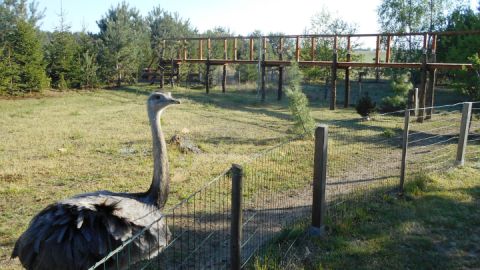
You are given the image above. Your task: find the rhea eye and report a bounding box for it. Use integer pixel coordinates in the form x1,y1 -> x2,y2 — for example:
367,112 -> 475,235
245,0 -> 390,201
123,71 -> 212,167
155,96 -> 160,100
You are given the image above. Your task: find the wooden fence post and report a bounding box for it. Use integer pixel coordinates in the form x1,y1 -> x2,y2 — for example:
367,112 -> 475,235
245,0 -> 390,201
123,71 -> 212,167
230,164 -> 243,270
417,54 -> 428,122
456,102 -> 473,166
330,52 -> 338,110
400,108 -> 411,193
310,125 -> 328,235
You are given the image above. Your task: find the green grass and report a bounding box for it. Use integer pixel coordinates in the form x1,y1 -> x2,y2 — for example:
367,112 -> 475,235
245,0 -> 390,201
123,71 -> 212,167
251,167 -> 480,270
0,83 -> 474,269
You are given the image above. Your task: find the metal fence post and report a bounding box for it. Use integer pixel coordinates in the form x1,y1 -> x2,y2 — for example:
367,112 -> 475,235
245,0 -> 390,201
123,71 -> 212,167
456,102 -> 472,166
310,125 -> 328,236
400,108 -> 411,193
230,164 -> 243,270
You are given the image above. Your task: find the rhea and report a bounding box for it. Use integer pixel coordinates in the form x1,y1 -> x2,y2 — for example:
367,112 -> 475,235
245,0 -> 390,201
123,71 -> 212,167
12,92 -> 180,270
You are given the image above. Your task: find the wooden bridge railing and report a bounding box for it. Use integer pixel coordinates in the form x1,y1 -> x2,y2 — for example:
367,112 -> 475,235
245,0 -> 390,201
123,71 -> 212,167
154,30 -> 480,111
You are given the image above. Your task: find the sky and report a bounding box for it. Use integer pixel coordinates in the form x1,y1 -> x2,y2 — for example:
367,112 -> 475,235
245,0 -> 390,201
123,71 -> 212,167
38,0 -> 479,36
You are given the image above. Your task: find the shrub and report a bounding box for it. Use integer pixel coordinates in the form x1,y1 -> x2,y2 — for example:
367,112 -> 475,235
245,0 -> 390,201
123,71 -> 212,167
380,95 -> 406,112
355,93 -> 376,118
286,62 -> 315,136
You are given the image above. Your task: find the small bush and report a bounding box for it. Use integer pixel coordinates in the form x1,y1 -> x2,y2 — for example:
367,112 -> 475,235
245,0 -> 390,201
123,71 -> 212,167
355,93 -> 376,118
380,95 -> 406,112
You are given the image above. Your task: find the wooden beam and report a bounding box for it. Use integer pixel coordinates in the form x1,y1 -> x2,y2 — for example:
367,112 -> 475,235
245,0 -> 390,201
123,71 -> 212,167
333,36 -> 338,52
386,35 -> 391,63
279,37 -> 283,60
207,38 -> 211,59
296,36 -> 300,61
224,39 -> 228,60
199,39 -> 203,60
345,36 -> 351,108
311,37 -> 316,60
263,37 -> 267,59
233,38 -> 237,61
423,33 -> 428,51
375,35 -> 380,64
330,52 -> 338,110
183,39 -> 187,60
249,38 -> 254,61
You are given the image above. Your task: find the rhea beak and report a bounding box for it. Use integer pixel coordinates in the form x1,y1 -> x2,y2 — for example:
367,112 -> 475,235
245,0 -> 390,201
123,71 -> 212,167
170,98 -> 181,104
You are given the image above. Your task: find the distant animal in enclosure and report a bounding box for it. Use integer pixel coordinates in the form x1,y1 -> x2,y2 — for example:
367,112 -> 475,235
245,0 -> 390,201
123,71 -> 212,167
12,92 -> 180,270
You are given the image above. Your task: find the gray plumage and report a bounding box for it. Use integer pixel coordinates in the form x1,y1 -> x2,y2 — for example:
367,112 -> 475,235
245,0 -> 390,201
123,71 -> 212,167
12,92 -> 180,270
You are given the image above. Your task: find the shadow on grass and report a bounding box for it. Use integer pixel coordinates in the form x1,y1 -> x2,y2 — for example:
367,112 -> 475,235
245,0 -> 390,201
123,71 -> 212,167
251,174 -> 480,270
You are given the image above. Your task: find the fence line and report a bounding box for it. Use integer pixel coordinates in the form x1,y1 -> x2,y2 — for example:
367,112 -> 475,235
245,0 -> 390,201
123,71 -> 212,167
89,102 -> 479,269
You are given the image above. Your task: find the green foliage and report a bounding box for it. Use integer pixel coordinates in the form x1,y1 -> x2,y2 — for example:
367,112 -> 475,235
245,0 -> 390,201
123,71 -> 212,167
0,20 -> 49,94
355,93 -> 376,117
45,30 -> 80,89
452,54 -> 480,101
97,2 -> 150,86
391,72 -> 413,96
381,95 -> 407,112
285,62 -> 315,136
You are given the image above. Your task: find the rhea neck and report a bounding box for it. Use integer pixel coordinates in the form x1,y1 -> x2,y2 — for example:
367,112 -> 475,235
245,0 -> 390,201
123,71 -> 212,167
146,106 -> 169,208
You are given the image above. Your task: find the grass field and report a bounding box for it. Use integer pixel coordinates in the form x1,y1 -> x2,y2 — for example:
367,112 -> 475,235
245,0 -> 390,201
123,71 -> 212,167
0,83 -> 474,269
252,166 -> 480,269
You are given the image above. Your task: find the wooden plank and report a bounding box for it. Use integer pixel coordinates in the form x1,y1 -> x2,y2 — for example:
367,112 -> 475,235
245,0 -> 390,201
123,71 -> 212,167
207,38 -> 211,59
399,109 -> 410,193
311,125 -> 328,233
345,36 -> 351,108
375,35 -> 380,64
199,39 -> 203,60
161,30 -> 480,41
230,164 -> 243,270
386,35 -> 391,63
224,39 -> 228,60
456,102 -> 473,166
330,52 -> 338,110
183,39 -> 187,60
233,38 -> 237,61
249,38 -> 254,61
417,54 -> 428,122
311,37 -> 316,60
296,36 -> 300,61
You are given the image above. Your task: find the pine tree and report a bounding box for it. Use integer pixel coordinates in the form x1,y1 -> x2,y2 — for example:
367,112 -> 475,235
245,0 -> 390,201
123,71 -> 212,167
97,2 -> 149,86
285,62 -> 316,137
5,20 -> 48,93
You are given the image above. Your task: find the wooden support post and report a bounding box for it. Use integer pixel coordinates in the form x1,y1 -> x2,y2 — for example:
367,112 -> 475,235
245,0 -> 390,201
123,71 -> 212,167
375,35 -> 381,82
344,36 -> 351,108
278,66 -> 283,101
426,35 -> 437,120
206,39 -> 211,94
183,39 -> 187,60
375,35 -> 380,64
206,62 -> 210,94
230,164 -> 243,270
330,46 -> 338,111
233,38 -> 237,61
170,58 -> 174,88
386,35 -> 391,63
222,65 -> 227,93
408,88 -> 419,116
199,39 -> 203,60
261,55 -> 266,102
399,109 -> 411,193
224,39 -> 228,60
311,37 -> 316,60
278,38 -> 284,101
456,102 -> 472,166
249,38 -> 254,61
417,54 -> 428,122
310,125 -> 328,235
295,36 -> 300,62
263,37 -> 267,60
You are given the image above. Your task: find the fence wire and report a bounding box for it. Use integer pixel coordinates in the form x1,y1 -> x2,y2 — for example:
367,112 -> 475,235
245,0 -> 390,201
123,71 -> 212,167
89,102 -> 478,270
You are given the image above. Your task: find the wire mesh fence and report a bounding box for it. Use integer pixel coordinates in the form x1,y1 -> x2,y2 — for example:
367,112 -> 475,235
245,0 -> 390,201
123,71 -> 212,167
88,102 -> 479,270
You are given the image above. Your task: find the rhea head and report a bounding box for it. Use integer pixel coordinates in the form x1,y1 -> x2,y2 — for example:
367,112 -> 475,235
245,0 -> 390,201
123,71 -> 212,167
147,92 -> 181,113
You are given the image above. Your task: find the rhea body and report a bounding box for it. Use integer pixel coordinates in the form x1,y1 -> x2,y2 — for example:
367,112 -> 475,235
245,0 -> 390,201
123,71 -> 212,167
12,92 -> 180,270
